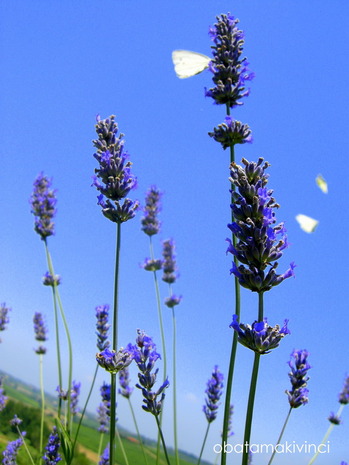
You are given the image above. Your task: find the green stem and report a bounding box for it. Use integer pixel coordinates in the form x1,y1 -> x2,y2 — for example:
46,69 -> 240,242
128,398 -> 149,465
241,293 -> 263,465
116,426 -> 129,465
307,404 -> 345,465
221,104 -> 241,465
155,414 -> 172,465
267,406 -> 292,465
197,422 -> 211,465
97,433 -> 104,464
16,427 -> 35,465
110,222 -> 121,465
110,373 -> 117,465
44,240 -> 63,418
39,354 -> 45,465
71,363 -> 99,457
171,305 -> 179,465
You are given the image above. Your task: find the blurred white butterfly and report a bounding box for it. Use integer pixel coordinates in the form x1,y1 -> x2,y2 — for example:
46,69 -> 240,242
295,214 -> 319,233
315,174 -> 328,194
172,50 -> 211,79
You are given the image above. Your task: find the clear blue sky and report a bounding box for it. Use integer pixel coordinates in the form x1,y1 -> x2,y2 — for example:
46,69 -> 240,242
1,1 -> 349,464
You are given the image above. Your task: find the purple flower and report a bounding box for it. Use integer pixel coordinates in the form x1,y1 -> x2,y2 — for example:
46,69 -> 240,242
30,173 -> 57,240
70,380 -> 81,415
164,295 -> 182,308
33,312 -> 48,355
10,415 -> 22,426
209,116 -> 252,149
42,272 -> 61,287
92,115 -> 139,223
230,315 -> 290,354
0,377 -> 7,412
43,426 -> 62,464
206,13 -> 254,107
2,437 -> 24,464
0,304 -> 10,343
97,382 -> 112,433
339,375 -> 349,404
142,258 -> 163,272
141,186 -> 162,236
128,330 -> 169,416
227,158 -> 295,293
118,367 -> 134,399
203,366 -> 224,423
96,305 -> 110,351
96,347 -> 133,374
286,350 -> 311,408
162,239 -> 177,284
328,412 -> 341,425
98,445 -> 109,465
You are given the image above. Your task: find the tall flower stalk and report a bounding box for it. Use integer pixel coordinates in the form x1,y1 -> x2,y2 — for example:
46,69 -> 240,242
206,14 -> 254,464
92,114 -> 139,464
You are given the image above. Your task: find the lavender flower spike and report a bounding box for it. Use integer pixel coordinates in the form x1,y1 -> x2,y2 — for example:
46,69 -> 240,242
42,272 -> 61,287
2,437 -> 24,465
119,367 -> 134,399
162,239 -> 177,284
70,380 -> 81,415
141,186 -> 162,236
0,303 -> 10,343
129,329 -> 169,416
98,445 -> 110,465
33,312 -> 48,355
230,315 -> 290,354
209,116 -> 252,149
206,13 -> 254,107
227,158 -> 295,293
203,366 -> 224,423
286,349 -> 311,408
97,382 -> 112,433
92,115 -> 139,223
0,377 -> 8,412
30,173 -> 57,240
43,426 -> 62,464
95,304 -> 110,351
96,347 -> 133,374
339,375 -> 349,404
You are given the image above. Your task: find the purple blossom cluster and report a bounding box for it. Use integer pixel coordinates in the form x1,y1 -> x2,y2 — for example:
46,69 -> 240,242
42,272 -> 61,287
206,13 -> 254,107
339,376 -> 349,405
95,304 -> 110,352
92,115 -> 139,223
227,158 -> 295,293
203,366 -> 224,423
162,239 -> 177,284
0,377 -> 7,412
43,426 -> 62,465
286,350 -> 311,408
2,436 -> 24,465
230,315 -> 290,354
141,186 -> 162,236
97,382 -> 112,433
118,367 -> 133,399
96,347 -> 133,374
0,304 -> 10,343
70,380 -> 81,415
98,445 -> 109,465
128,330 -> 169,416
33,312 -> 47,355
209,115 -> 252,149
30,173 -> 57,240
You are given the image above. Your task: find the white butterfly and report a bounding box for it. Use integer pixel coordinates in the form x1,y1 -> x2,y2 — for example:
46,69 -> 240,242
315,174 -> 328,194
295,214 -> 319,233
172,50 -> 211,79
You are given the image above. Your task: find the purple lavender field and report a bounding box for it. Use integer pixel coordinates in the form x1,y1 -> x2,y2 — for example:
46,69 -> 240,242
1,2 -> 349,465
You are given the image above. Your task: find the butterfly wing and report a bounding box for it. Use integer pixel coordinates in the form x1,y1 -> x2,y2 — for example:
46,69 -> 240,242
172,50 -> 211,79
295,214 -> 319,233
315,174 -> 328,194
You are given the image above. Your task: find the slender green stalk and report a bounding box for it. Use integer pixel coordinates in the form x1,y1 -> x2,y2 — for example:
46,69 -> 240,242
241,292 -> 264,465
44,240 -> 63,418
155,414 -> 172,465
110,222 -> 121,465
197,422 -> 211,465
15,427 -> 35,465
110,373 -> 117,465
39,354 -> 45,465
307,404 -> 345,465
116,426 -> 129,465
221,107 -> 241,465
171,303 -> 179,465
71,363 -> 99,457
148,236 -> 167,465
97,433 -> 105,464
128,398 -> 149,465
267,406 -> 292,465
